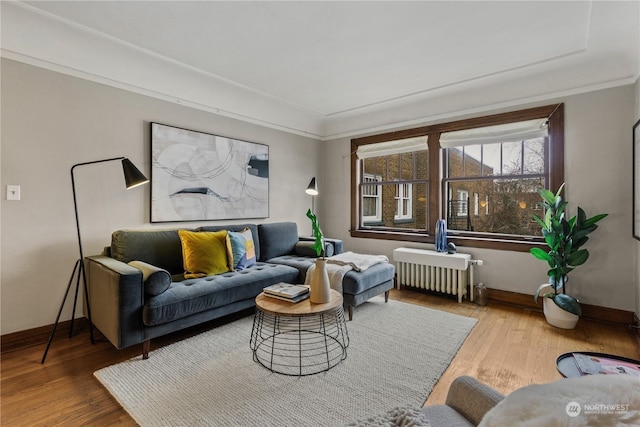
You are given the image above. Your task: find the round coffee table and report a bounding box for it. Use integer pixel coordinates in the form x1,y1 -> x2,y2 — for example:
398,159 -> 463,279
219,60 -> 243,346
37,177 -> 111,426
250,289 -> 349,376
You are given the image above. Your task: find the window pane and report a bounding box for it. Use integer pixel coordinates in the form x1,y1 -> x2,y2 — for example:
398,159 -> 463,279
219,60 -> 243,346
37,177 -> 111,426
363,157 -> 387,181
446,178 -> 544,235
481,144 -> 500,176
361,182 -> 427,230
388,152 -> 415,181
447,148 -> 463,178
463,145 -> 482,176
415,150 -> 429,180
523,137 -> 545,174
502,141 -> 522,175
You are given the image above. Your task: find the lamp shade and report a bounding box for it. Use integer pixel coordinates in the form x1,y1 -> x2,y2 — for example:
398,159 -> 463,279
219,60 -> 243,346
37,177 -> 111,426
122,158 -> 149,189
305,177 -> 318,196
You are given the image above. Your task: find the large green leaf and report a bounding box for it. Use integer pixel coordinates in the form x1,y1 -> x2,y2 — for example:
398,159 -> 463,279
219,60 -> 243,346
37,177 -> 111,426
306,209 -> 324,256
553,294 -> 582,316
583,213 -> 608,227
539,188 -> 556,204
530,247 -> 552,261
567,249 -> 589,267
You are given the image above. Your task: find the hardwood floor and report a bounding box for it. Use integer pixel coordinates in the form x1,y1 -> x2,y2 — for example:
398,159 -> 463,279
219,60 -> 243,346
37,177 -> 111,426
2,288 -> 639,426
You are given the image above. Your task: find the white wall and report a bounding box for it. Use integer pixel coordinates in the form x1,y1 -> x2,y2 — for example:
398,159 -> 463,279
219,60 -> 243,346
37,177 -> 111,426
0,59 -> 320,334
322,85 -> 637,312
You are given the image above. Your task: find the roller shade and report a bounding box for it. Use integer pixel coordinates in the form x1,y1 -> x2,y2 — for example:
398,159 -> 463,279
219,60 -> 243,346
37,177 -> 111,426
439,118 -> 548,148
356,136 -> 428,159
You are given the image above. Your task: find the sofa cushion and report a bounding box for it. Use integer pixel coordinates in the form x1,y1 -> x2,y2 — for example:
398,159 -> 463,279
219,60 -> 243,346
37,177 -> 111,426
228,228 -> 256,270
178,230 -> 232,279
128,260 -> 172,296
258,222 -> 299,261
111,229 -> 192,275
342,262 -> 396,295
143,263 -> 299,326
264,255 -> 314,282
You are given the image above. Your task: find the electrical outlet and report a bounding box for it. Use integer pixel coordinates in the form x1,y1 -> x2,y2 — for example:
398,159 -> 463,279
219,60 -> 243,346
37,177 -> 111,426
7,185 -> 20,201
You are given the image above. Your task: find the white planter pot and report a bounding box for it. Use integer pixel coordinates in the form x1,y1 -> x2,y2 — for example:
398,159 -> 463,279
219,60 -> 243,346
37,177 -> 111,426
542,297 -> 579,329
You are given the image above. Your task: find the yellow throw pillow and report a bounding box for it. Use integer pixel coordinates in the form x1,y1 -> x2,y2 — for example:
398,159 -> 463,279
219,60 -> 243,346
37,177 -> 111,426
178,230 -> 232,279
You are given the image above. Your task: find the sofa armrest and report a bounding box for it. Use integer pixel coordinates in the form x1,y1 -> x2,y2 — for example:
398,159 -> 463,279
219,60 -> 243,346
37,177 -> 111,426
445,376 -> 505,425
85,255 -> 145,350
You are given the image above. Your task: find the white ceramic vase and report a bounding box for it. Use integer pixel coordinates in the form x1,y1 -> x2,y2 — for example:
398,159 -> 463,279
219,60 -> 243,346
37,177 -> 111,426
310,258 -> 331,303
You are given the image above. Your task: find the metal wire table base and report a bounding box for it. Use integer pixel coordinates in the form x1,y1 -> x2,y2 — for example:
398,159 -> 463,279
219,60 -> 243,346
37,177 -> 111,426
250,306 -> 349,376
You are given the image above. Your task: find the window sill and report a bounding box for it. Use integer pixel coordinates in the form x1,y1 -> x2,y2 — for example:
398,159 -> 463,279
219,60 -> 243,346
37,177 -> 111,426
349,229 -> 546,252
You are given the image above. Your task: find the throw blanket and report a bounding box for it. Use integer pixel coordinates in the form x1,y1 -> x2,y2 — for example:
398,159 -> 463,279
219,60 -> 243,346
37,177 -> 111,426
328,251 -> 389,272
304,252 -> 389,293
479,374 -> 640,427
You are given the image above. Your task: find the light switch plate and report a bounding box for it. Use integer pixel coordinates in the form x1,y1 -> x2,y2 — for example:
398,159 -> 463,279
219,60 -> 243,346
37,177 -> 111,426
7,185 -> 20,201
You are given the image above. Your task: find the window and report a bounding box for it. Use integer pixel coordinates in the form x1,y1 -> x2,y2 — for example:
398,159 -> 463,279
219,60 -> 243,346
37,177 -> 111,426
350,104 -> 564,251
355,136 -> 429,231
362,174 -> 382,224
473,192 -> 479,217
395,183 -> 413,221
443,135 -> 546,235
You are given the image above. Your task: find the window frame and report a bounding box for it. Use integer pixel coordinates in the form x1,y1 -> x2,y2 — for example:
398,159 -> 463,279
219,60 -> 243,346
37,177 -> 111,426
350,103 -> 564,252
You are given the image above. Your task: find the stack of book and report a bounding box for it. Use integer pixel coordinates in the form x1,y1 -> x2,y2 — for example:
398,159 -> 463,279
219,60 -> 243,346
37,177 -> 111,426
263,283 -> 310,303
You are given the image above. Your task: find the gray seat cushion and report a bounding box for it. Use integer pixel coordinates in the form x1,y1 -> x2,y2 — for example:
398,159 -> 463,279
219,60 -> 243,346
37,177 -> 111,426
143,263 -> 298,326
342,262 -> 395,295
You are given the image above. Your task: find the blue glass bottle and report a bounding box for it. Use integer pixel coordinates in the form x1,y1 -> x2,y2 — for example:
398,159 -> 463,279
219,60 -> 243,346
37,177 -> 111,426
435,219 -> 447,252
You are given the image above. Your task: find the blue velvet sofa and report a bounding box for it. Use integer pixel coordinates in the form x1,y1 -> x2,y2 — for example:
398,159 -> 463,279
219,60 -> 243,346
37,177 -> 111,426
85,222 -> 395,358
85,222 -> 344,358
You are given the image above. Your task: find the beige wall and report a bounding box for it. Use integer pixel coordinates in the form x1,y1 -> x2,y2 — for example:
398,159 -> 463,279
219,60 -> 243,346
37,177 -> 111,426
0,59 -> 320,334
322,85 -> 637,312
635,76 -> 640,319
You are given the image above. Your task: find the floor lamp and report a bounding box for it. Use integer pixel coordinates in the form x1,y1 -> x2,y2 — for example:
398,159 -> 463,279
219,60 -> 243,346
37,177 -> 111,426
41,157 -> 149,363
305,177 -> 318,214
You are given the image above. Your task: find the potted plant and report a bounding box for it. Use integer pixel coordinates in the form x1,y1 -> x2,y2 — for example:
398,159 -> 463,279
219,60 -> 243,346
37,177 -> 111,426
306,209 -> 331,303
530,184 -> 607,328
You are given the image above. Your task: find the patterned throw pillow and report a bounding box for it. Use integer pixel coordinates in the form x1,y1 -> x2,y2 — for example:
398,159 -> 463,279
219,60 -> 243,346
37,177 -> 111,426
227,228 -> 256,271
178,229 -> 232,279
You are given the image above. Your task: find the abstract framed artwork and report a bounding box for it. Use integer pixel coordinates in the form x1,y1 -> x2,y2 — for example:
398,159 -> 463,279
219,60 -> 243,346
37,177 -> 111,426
150,123 -> 269,222
634,119 -> 640,240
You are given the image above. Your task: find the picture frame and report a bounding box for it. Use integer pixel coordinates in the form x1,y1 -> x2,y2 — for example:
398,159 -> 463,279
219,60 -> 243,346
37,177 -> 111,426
150,123 -> 269,223
634,119 -> 640,240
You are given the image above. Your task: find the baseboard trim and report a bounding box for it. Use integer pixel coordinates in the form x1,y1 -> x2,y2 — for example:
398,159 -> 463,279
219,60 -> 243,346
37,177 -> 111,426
1,318 -> 89,354
2,293 -> 636,353
486,288 -> 635,326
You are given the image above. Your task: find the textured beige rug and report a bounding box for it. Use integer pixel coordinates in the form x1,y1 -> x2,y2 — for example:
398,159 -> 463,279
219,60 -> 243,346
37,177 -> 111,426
95,297 -> 476,426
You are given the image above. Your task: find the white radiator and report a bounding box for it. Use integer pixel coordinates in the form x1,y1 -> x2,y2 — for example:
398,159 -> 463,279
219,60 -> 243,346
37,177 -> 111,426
392,247 -> 480,303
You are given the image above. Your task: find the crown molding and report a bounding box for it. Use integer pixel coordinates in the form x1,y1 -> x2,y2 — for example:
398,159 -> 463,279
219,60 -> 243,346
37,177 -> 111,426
2,1 -> 638,142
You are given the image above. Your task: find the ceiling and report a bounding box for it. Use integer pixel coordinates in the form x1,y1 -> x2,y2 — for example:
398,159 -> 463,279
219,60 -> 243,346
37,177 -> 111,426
2,1 -> 639,139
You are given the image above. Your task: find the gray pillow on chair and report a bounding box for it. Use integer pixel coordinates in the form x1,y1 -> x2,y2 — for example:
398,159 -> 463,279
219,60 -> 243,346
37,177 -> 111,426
128,260 -> 172,296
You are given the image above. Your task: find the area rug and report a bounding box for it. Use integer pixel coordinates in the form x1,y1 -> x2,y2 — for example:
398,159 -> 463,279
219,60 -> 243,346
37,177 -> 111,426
94,297 -> 477,426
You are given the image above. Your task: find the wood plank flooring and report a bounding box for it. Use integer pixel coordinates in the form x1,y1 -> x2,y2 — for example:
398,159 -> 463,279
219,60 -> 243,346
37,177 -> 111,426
2,288 -> 639,426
